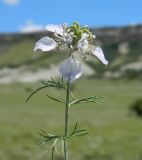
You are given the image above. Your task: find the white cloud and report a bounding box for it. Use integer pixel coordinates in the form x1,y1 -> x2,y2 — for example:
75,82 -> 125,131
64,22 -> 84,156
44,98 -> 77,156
20,21 -> 44,33
2,0 -> 20,5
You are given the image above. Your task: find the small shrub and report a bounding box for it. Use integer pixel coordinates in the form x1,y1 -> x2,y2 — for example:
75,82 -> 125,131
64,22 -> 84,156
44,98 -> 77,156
130,98 -> 142,117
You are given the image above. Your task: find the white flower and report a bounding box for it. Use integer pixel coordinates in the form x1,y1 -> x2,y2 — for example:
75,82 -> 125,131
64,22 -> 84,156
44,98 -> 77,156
34,37 -> 57,52
81,33 -> 96,39
77,35 -> 108,65
59,56 -> 83,82
45,24 -> 64,35
63,33 -> 73,45
77,33 -> 90,51
34,22 -> 109,82
91,46 -> 109,65
78,38 -> 89,53
82,33 -> 89,39
92,35 -> 96,39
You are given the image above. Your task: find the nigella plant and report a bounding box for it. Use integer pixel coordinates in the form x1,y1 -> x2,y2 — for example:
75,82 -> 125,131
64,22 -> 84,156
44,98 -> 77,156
26,22 -> 108,160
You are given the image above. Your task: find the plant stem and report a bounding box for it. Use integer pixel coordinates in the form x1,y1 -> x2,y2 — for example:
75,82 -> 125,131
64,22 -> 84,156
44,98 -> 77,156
64,78 -> 70,160
52,146 -> 55,160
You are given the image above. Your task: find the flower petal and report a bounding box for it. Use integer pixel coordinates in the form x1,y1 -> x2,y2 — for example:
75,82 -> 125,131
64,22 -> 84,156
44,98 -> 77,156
91,47 -> 109,65
45,24 -> 63,35
59,57 -> 83,82
93,35 -> 96,39
77,39 -> 89,52
34,37 -> 57,52
82,33 -> 89,39
64,33 -> 73,44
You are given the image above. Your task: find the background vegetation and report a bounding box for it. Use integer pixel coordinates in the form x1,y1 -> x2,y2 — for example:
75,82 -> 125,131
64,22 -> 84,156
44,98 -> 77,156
0,25 -> 142,160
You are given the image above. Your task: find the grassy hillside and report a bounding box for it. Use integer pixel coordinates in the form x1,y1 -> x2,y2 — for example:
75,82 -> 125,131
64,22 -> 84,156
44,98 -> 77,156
0,79 -> 142,160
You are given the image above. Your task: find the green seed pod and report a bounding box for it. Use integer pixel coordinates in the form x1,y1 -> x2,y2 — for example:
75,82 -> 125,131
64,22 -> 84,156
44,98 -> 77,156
69,25 -> 78,36
82,28 -> 90,34
81,26 -> 89,30
78,30 -> 83,40
73,35 -> 78,39
73,21 -> 80,30
72,36 -> 78,46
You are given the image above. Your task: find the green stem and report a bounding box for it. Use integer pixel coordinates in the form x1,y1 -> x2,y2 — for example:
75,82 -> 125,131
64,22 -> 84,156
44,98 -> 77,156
64,78 -> 70,160
51,146 -> 55,160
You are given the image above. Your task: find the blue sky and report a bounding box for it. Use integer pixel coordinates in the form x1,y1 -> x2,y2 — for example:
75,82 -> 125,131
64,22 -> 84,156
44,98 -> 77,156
0,0 -> 142,33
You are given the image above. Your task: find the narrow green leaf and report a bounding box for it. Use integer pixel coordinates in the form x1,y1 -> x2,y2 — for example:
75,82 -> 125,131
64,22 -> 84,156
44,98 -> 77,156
73,122 -> 78,133
74,129 -> 88,134
61,77 -> 64,86
38,132 -> 49,138
25,85 -> 48,103
38,127 -> 47,135
69,96 -> 103,106
69,122 -> 78,137
38,132 -> 55,139
57,96 -> 65,103
35,138 -> 53,149
41,78 -> 66,90
46,94 -> 65,103
76,132 -> 89,137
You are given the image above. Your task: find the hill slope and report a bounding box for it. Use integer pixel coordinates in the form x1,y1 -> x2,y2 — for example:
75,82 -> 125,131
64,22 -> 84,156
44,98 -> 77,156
0,25 -> 142,83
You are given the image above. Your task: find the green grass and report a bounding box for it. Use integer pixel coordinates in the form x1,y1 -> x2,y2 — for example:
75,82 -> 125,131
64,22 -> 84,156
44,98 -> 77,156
0,79 -> 142,160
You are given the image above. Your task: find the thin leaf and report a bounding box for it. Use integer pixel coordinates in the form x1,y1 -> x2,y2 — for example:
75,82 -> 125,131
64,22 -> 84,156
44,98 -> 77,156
38,133 -> 49,138
25,85 -> 48,103
76,132 -> 89,137
38,127 -> 48,135
61,76 -> 64,86
41,77 -> 66,90
69,96 -> 103,106
74,129 -> 88,133
57,96 -> 65,103
70,91 -> 75,100
69,122 -> 78,136
35,138 -> 53,150
73,122 -> 78,133
46,94 -> 65,103
47,134 -> 57,138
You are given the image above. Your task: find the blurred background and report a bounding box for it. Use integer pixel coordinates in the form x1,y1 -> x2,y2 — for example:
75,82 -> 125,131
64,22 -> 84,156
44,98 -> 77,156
0,0 -> 142,159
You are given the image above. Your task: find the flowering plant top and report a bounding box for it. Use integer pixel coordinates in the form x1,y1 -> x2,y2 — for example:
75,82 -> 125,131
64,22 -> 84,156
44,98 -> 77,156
34,22 -> 108,82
